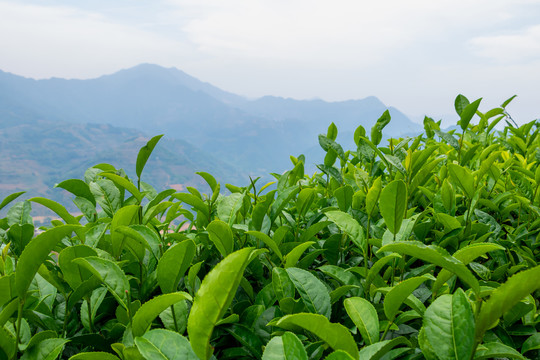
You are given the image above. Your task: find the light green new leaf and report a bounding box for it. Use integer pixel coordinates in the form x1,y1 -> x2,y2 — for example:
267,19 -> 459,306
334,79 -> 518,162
424,290 -> 475,360
275,313 -> 359,360
110,205 -> 139,258
447,164 -> 475,199
296,188 -> 316,218
365,254 -> 401,291
20,338 -> 69,360
217,192 -> 245,226
172,193 -> 210,221
344,297 -> 379,345
132,292 -> 192,337
16,225 -> 81,299
89,179 -> 121,217
0,191 -> 25,211
136,134 -> 164,179
476,265 -> 540,343
135,329 -> 198,360
432,243 -> 504,296
366,177 -> 382,218
454,94 -> 470,116
474,342 -> 527,360
187,248 -> 254,360
325,350 -> 355,359
379,180 -> 407,235
247,231 -> 283,260
334,185 -> 354,212
357,337 -> 410,360
0,274 -> 16,308
207,219 -> 234,257
29,197 -> 79,225
99,173 -> 143,202
196,171 -> 218,194
272,267 -> 295,300
0,326 -> 16,359
284,241 -> 315,268
73,256 -> 130,309
384,275 -> 433,322
55,179 -> 96,206
378,241 -> 479,295
58,245 -> 98,291
157,239 -> 196,294
286,267 -> 331,319
262,332 -> 308,360
325,210 -> 366,255
69,352 -> 121,360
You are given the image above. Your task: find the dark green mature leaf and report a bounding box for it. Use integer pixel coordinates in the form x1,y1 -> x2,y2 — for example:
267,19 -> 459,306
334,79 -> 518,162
286,267 -> 331,319
132,292 -> 192,337
275,313 -> 359,359
521,333 -> 540,354
135,329 -> 198,360
73,256 -> 130,309
16,225 -> 81,299
262,332 -> 308,360
344,297 -> 379,345
0,274 -> 16,308
379,180 -> 407,235
187,248 -> 254,360
423,290 -> 475,360
224,324 -> 264,359
476,265 -> 540,343
334,185 -> 354,212
157,240 -> 196,294
136,134 -> 164,179
378,242 -> 479,294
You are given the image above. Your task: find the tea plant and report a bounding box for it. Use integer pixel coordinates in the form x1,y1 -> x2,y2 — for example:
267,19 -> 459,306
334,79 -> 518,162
0,94 -> 539,359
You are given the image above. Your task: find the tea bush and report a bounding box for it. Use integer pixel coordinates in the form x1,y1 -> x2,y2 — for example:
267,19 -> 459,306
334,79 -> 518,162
1,95 -> 539,359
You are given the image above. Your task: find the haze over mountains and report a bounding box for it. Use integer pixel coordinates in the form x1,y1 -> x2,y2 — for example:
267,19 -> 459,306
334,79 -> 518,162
0,63 -> 422,208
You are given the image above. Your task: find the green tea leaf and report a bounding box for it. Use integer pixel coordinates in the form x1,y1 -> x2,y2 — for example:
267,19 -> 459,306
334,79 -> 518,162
0,191 -> 25,211
459,98 -> 482,130
207,219 -> 234,257
476,265 -> 540,342
99,173 -> 143,203
344,297 -> 379,345
284,241 -> 315,268
262,332 -> 308,360
357,337 -> 410,360
521,333 -> 540,354
366,177 -> 382,217
423,290 -> 474,360
379,180 -> 407,235
454,94 -> 470,116
275,313 -> 359,359
378,241 -> 479,295
16,225 -> 81,299
325,210 -> 366,255
135,329 -> 198,360
247,231 -> 283,261
157,239 -> 196,294
58,245 -> 98,291
286,267 -> 331,319
474,342 -> 527,360
132,292 -> 192,337
187,248 -> 254,360
136,134 -> 164,179
384,275 -> 433,322
73,256 -> 130,309
110,205 -> 139,258
272,267 -> 295,300
334,185 -> 354,212
69,352 -> 121,360
20,338 -> 69,360
448,164 -> 475,199
89,179 -> 121,217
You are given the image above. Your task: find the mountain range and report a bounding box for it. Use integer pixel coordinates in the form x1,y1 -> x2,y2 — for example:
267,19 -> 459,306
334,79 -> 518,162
0,63 -> 422,212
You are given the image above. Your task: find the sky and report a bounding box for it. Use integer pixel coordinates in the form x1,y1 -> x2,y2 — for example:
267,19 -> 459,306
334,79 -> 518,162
1,0 -> 539,125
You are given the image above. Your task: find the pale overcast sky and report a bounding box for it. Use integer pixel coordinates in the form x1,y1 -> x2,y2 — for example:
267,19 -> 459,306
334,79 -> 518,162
1,0 -> 539,125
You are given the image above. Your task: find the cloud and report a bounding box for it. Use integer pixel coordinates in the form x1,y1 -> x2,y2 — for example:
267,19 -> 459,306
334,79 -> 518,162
470,25 -> 540,63
0,1 -> 194,79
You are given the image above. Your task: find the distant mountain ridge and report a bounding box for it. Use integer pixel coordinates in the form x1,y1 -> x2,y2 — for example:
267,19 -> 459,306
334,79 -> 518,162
0,64 -> 422,210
